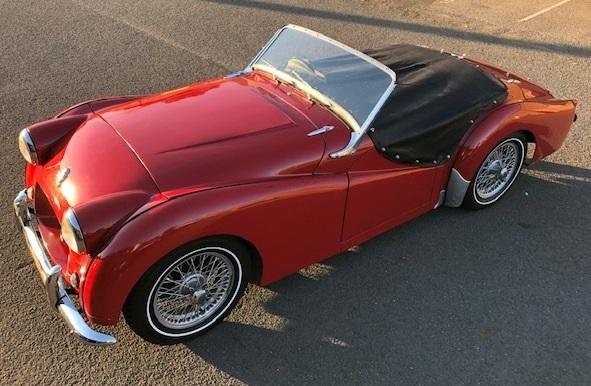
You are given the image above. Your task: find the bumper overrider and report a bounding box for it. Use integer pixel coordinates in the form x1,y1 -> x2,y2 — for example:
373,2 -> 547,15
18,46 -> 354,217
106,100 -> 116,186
13,189 -> 117,345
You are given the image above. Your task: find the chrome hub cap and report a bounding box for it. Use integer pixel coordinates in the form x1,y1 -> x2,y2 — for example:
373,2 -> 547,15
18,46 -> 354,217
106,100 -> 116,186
475,141 -> 520,199
191,289 -> 207,306
152,249 -> 235,330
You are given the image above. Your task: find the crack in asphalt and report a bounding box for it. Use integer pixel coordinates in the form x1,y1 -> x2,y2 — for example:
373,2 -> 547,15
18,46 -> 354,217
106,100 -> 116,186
69,0 -> 230,73
15,261 -> 32,271
202,0 -> 591,58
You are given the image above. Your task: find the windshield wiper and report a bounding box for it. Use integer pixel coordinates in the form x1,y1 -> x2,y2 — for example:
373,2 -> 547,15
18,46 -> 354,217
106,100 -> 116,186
289,71 -> 313,101
252,62 -> 357,132
289,70 -> 307,87
289,69 -> 336,108
257,59 -> 281,82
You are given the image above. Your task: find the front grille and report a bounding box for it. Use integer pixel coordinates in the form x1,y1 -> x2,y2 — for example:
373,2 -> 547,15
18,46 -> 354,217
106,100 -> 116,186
34,184 -> 60,229
33,184 -> 69,268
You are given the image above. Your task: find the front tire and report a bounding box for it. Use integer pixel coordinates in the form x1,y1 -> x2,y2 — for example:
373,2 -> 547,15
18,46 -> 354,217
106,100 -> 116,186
463,134 -> 526,209
123,237 -> 250,345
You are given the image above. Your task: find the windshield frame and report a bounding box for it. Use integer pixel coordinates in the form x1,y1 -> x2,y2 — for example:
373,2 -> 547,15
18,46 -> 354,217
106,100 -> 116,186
244,25 -> 397,158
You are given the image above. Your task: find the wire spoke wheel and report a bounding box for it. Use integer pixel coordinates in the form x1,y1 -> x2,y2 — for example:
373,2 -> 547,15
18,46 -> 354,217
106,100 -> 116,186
125,239 -> 248,344
472,137 -> 524,205
151,249 -> 236,330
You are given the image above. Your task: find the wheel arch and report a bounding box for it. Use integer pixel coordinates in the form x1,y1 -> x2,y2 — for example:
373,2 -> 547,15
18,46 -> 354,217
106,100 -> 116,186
206,234 -> 263,284
445,130 -> 528,208
449,97 -> 574,188
139,233 -> 264,285
444,103 -> 533,207
518,129 -> 537,164
519,129 -> 536,144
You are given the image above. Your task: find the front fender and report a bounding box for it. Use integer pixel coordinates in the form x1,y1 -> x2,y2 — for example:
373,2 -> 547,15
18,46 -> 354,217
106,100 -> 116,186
81,174 -> 347,325
56,96 -> 142,118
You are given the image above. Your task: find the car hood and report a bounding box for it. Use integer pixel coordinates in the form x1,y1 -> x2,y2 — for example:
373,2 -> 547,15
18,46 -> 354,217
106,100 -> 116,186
57,117 -> 160,207
97,75 -> 324,195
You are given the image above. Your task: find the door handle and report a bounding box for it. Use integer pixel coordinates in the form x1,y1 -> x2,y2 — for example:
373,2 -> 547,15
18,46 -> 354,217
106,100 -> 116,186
307,125 -> 334,137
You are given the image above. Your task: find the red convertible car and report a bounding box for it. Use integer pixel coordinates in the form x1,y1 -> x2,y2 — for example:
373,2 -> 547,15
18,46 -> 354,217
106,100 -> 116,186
14,25 -> 576,345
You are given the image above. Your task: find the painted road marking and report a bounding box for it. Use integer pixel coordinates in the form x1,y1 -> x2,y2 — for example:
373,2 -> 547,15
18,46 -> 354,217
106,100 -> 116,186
518,0 -> 573,22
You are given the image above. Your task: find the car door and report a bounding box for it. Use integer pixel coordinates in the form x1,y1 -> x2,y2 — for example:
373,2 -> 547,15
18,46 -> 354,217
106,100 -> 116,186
314,122 -> 443,247
341,136 -> 442,244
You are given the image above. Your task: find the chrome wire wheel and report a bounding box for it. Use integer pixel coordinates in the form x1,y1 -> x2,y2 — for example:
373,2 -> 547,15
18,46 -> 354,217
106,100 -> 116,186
125,239 -> 249,344
473,138 -> 524,204
150,248 -> 236,330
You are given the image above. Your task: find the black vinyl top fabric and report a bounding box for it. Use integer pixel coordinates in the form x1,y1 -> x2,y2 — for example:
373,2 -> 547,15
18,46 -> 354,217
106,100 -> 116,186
364,44 -> 508,165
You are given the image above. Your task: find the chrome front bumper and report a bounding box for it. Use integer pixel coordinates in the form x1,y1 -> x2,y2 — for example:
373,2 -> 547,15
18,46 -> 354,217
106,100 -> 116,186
13,189 -> 117,345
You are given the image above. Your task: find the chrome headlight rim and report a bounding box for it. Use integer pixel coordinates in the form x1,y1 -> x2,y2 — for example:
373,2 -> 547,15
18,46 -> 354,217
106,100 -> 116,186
18,128 -> 38,164
61,208 -> 86,253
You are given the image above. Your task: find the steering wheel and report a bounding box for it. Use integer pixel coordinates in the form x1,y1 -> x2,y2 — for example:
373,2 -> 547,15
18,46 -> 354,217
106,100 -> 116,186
286,57 -> 326,83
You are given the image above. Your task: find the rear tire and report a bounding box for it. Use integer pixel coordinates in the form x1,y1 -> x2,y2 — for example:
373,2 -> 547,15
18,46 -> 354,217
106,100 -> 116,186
463,134 -> 526,209
123,237 -> 250,345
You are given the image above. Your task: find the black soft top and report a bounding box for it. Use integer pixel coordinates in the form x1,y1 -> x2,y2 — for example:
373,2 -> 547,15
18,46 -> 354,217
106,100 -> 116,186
365,44 -> 507,165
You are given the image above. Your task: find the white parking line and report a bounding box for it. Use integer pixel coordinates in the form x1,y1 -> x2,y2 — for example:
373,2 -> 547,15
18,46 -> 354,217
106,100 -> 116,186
518,0 -> 573,22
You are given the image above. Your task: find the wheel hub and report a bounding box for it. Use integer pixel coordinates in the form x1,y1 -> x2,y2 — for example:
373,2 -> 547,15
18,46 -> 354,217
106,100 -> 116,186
191,289 -> 207,306
488,160 -> 508,180
180,273 -> 208,305
179,273 -> 205,290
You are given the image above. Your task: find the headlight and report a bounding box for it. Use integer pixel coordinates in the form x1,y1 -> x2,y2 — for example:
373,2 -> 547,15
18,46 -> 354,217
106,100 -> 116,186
18,128 -> 38,164
61,208 -> 86,253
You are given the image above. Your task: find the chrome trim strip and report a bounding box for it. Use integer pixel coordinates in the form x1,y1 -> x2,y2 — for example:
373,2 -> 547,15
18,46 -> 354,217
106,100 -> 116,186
245,25 -> 397,158
61,208 -> 87,254
307,125 -> 334,137
434,189 -> 446,209
56,167 -> 70,188
14,189 -> 117,345
246,25 -> 396,84
246,26 -> 285,71
330,131 -> 364,158
331,82 -> 396,158
18,128 -> 38,164
224,70 -> 249,79
444,168 -> 471,207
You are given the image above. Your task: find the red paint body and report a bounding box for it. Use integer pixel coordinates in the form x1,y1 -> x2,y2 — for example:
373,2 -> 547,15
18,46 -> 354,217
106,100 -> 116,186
22,63 -> 576,326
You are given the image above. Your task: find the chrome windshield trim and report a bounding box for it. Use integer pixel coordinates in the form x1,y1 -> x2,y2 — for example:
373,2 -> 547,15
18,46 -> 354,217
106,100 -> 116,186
245,25 -> 397,158
252,63 -> 361,133
246,25 -> 396,84
331,82 -> 396,158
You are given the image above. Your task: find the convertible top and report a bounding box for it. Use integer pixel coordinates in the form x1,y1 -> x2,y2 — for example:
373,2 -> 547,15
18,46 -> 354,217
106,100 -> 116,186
365,44 -> 508,165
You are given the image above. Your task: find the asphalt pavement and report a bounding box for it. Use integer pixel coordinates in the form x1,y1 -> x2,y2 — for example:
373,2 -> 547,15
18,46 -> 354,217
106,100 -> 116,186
0,1 -> 590,385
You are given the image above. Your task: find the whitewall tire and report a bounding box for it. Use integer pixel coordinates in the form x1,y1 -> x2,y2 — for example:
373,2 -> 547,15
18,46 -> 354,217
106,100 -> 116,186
463,134 -> 526,209
123,238 -> 250,345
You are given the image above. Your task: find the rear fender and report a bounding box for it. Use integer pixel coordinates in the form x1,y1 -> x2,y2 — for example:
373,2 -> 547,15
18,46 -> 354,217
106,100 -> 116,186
453,100 -> 575,182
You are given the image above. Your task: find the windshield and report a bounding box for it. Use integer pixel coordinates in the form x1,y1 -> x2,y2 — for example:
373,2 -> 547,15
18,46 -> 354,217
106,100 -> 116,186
248,26 -> 395,132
